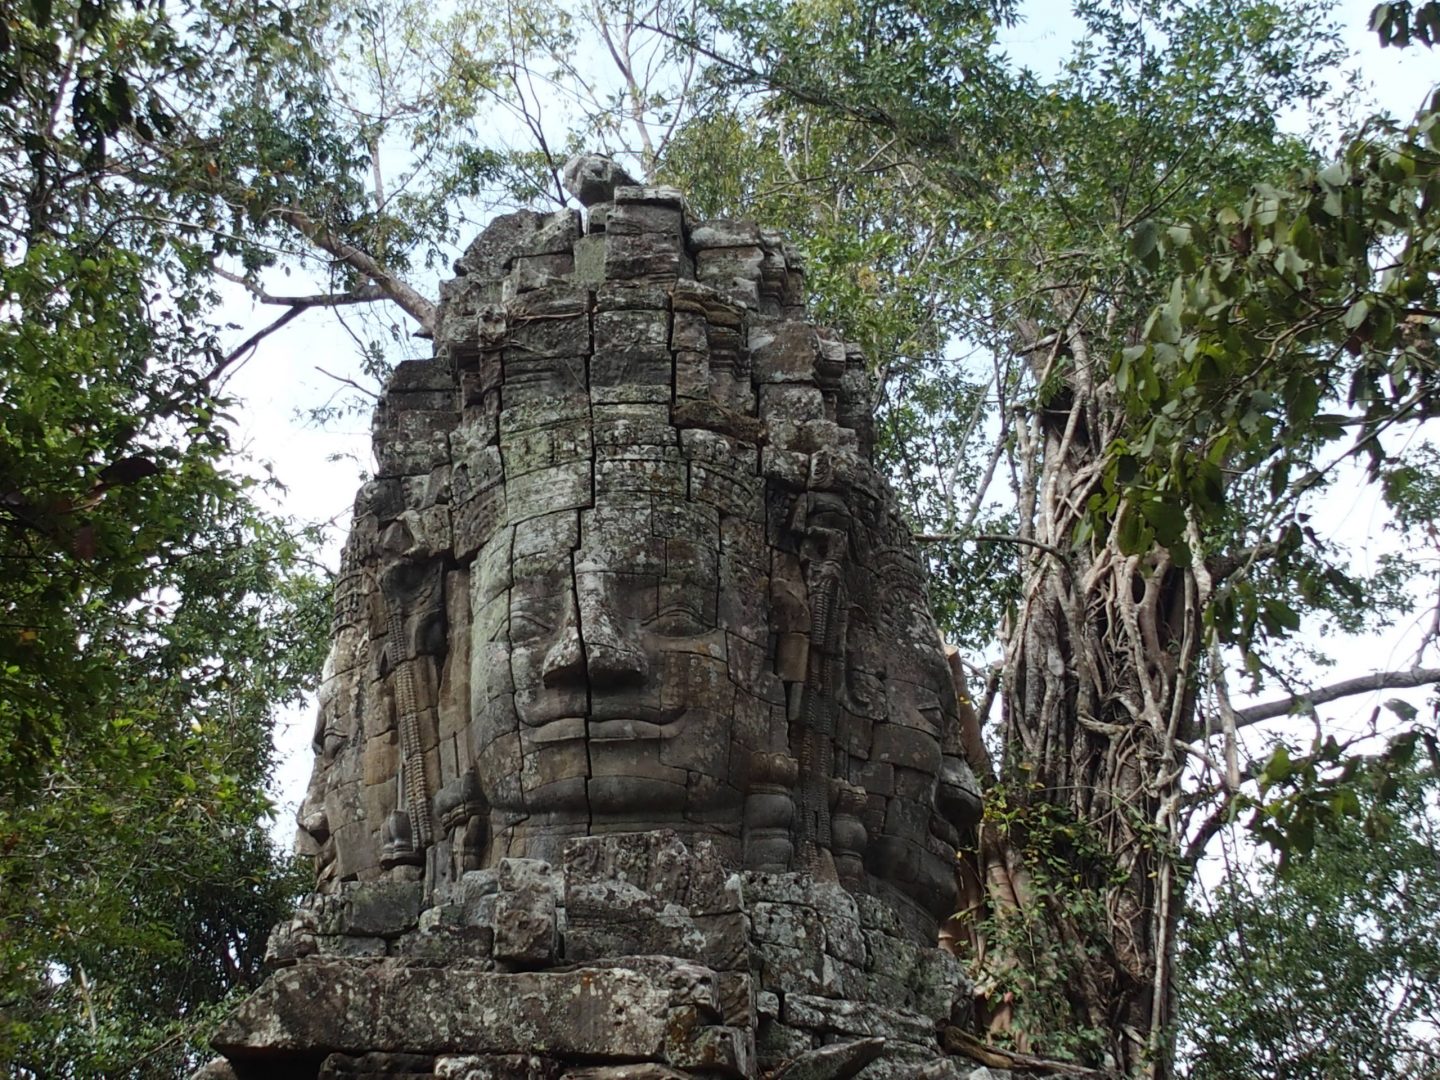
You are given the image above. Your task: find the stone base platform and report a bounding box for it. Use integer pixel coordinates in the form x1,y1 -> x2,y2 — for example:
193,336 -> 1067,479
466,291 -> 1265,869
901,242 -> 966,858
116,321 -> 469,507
204,832 -> 1001,1080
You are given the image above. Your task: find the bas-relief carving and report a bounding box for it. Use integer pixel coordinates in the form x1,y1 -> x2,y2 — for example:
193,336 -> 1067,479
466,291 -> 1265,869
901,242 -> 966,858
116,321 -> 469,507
295,169 -> 981,935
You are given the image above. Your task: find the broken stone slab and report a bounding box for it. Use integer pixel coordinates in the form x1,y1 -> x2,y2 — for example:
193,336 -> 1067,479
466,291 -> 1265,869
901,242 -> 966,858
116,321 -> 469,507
214,962 -> 674,1062
562,154 -> 640,207
771,1037 -> 887,1080
434,1055 -> 562,1079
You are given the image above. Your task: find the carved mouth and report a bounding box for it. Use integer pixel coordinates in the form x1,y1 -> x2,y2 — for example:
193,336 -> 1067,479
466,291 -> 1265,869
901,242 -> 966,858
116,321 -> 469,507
588,718 -> 676,741
519,705 -> 684,742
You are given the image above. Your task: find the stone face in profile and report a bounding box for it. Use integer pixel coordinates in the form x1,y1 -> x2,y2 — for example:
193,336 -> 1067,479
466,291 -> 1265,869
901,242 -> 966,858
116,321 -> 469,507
295,184 -> 981,937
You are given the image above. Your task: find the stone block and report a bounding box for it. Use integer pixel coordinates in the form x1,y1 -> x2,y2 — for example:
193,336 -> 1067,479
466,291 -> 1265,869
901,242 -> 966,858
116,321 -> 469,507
750,322 -> 821,383
755,1019 -> 815,1065
341,881 -> 423,938
769,1037 -> 885,1080
714,971 -> 753,1027
434,1056 -> 561,1080
560,1068 -> 690,1079
497,857 -> 562,898
695,247 -> 762,309
781,994 -> 934,1045
214,963 -> 676,1061
694,910 -> 750,971
754,941 -> 839,998
750,901 -> 818,950
319,1052 -> 436,1078
665,1020 -> 751,1076
315,935 -> 390,959
758,383 -> 825,422
564,911 -> 706,965
394,923 -> 494,963
910,946 -> 968,1020
456,209 -> 579,280
688,220 -> 761,250
493,887 -> 557,966
822,916 -> 867,967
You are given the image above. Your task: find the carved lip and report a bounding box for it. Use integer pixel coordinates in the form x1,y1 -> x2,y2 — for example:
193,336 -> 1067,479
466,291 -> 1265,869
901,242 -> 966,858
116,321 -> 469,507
520,703 -> 684,742
588,700 -> 683,724
588,718 -> 679,741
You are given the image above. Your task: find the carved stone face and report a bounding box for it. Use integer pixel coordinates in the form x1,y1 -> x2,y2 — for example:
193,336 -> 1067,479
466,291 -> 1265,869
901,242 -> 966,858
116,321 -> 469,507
298,198 -> 980,932
468,390 -> 762,864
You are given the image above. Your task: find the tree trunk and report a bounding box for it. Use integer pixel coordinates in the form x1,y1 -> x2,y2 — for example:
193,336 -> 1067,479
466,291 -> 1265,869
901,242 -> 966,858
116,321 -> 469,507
954,324 -> 1203,1077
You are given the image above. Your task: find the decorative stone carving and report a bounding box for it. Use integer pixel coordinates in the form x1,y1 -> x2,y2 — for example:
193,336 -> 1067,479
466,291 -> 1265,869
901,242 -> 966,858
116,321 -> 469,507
213,169 -> 992,1080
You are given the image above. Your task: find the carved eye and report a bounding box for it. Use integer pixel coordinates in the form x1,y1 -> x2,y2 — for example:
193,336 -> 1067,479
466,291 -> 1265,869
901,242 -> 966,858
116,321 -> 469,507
509,610 -> 553,643
647,605 -> 708,638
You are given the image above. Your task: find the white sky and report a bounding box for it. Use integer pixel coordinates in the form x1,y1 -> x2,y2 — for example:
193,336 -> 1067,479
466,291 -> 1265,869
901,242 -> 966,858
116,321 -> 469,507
226,0 -> 1440,833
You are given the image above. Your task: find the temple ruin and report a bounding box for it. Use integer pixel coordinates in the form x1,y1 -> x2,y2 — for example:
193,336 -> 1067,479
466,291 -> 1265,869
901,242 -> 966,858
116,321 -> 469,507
202,156 -> 995,1080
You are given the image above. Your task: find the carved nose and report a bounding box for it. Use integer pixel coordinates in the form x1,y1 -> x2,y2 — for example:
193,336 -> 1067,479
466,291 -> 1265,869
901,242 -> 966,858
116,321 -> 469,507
577,576 -> 649,690
541,625 -> 585,689
585,632 -> 649,689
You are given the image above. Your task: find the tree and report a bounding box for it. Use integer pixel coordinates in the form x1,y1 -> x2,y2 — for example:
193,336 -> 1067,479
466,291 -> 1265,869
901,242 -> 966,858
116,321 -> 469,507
0,0 -> 331,1070
1176,755 -> 1440,1078
646,0 -> 1440,1073
5,0 -> 1432,1071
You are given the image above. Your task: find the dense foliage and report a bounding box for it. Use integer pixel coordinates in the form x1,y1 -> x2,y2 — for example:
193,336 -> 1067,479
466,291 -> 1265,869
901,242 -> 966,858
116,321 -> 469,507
0,0 -> 330,1071
1177,759 -> 1440,1079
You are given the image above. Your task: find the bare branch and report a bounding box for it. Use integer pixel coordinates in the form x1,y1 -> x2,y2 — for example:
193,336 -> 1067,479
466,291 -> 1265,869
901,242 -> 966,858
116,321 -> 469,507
915,531 -> 1072,567
190,283 -> 391,399
1233,667 -> 1440,728
221,306 -> 305,372
268,205 -> 437,332
315,366 -> 381,401
214,266 -> 387,310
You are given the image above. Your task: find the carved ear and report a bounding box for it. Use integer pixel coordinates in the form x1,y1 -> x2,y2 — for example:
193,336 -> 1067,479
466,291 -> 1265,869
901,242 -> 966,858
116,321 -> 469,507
935,754 -> 983,831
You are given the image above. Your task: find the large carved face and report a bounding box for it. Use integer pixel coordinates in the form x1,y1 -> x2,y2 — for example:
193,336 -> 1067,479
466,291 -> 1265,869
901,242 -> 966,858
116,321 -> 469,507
301,199 -> 980,930
468,396 -> 761,865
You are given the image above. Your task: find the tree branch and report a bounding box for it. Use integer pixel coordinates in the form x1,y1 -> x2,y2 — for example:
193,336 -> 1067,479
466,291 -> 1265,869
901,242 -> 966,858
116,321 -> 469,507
1233,667 -> 1440,728
915,531 -> 1072,567
213,267 -> 387,310
268,205 -> 437,333
1205,542 -> 1281,582
208,283 -> 390,384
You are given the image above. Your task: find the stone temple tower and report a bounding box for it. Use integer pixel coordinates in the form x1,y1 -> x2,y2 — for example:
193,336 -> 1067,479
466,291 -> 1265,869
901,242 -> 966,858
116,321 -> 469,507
202,157 -> 989,1080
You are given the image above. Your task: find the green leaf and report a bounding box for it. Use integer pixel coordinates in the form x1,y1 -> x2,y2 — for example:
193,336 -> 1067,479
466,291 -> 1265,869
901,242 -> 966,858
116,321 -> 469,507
1263,745 -> 1293,785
